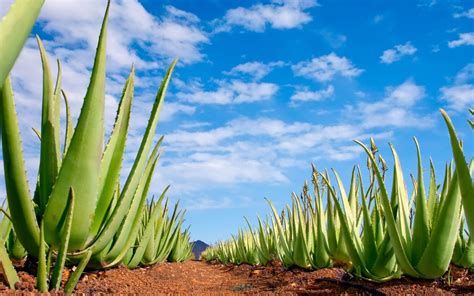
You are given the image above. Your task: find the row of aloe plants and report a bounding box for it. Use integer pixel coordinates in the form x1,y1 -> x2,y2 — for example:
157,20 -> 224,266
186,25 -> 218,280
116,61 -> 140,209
202,109 -> 473,282
0,0 -> 193,293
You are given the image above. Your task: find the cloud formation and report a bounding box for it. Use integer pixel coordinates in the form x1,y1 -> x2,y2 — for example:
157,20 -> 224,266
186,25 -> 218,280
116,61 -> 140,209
448,32 -> 474,48
440,64 -> 474,112
292,53 -> 363,82
380,42 -> 417,64
213,0 -> 318,33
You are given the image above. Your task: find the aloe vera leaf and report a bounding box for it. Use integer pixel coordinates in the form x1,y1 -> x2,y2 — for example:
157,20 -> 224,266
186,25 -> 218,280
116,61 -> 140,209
426,159 -> 438,229
389,147 -> 412,251
126,204 -> 160,268
411,138 -> 430,265
441,109 -> 474,233
101,155 -> 165,268
0,241 -> 19,289
99,142 -> 161,263
61,90 -> 73,155
43,1 -> 110,251
84,60 -> 176,254
64,249 -> 92,295
0,0 -> 44,84
52,60 -> 62,161
90,67 -> 135,238
356,140 -> 420,277
37,36 -> 59,212
416,171 -> 462,278
329,187 -> 368,273
50,188 -> 75,290
0,77 -> 40,255
361,192 -> 378,269
37,221 -> 47,292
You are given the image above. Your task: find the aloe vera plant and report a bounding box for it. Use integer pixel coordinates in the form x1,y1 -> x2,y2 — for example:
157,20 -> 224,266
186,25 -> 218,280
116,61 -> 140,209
204,109 -> 473,282
0,0 -> 44,85
168,228 -> 194,262
122,195 -> 187,268
0,0 -> 192,292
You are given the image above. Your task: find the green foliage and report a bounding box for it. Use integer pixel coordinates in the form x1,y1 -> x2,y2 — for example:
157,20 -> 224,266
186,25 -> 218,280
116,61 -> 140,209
204,109 -> 473,282
0,1 -> 192,292
0,0 -> 44,85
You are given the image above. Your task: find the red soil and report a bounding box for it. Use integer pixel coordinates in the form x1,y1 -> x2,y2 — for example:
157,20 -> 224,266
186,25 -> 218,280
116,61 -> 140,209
0,260 -> 472,295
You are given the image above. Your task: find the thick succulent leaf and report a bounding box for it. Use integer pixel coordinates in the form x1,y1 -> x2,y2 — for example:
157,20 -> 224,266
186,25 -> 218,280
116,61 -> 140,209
84,60 -> 176,254
90,67 -> 135,238
0,77 -> 40,255
43,2 -> 110,251
0,240 -> 19,289
127,204 -> 161,268
64,250 -> 92,294
0,0 -> 44,84
37,222 -> 47,292
61,90 -> 73,155
99,145 -> 162,267
355,140 -> 420,277
50,188 -> 75,290
411,138 -> 430,265
416,171 -> 462,278
37,37 -> 60,212
361,193 -> 378,269
441,109 -> 474,234
427,160 -> 438,229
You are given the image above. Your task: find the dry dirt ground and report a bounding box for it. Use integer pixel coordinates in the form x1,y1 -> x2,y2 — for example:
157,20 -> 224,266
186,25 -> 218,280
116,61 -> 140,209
1,260 -> 473,295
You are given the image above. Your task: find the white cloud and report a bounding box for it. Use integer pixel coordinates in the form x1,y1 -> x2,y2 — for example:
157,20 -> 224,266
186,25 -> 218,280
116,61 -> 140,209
213,0 -> 318,33
224,61 -> 284,80
380,42 -> 417,64
176,80 -> 279,105
154,116 -> 388,194
183,196 -> 256,211
292,53 -> 363,82
455,63 -> 474,84
37,0 -> 208,66
346,80 -> 434,129
448,32 -> 474,48
290,85 -> 334,103
440,85 -> 474,112
440,64 -> 474,112
453,8 -> 474,19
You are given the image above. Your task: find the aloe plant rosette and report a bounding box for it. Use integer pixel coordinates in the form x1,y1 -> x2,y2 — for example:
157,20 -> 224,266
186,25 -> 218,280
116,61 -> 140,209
1,0 -> 177,283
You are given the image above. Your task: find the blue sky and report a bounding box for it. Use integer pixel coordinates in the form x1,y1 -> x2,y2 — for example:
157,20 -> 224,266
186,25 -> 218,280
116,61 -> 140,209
0,0 -> 473,244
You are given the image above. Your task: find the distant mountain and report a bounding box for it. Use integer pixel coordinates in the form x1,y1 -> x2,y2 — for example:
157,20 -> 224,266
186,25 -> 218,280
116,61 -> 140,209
191,240 -> 209,260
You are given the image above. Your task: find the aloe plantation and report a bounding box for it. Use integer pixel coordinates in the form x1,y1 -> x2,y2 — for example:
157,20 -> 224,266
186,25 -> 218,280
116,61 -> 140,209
0,0 -> 472,294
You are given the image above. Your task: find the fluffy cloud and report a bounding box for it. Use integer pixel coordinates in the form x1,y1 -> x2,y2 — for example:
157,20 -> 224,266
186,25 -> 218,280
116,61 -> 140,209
213,0 -> 318,33
453,8 -> 474,19
176,79 -> 279,104
346,80 -> 434,128
380,42 -> 417,64
440,64 -> 474,112
290,85 -> 334,103
36,0 -> 208,66
224,61 -> 285,80
448,32 -> 474,48
155,116 -> 389,193
292,53 -> 363,82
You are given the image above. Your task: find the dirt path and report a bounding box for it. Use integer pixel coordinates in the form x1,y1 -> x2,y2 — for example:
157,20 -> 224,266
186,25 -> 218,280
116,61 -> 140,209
71,261 -> 472,295
75,261 -> 257,294
3,260 -> 473,294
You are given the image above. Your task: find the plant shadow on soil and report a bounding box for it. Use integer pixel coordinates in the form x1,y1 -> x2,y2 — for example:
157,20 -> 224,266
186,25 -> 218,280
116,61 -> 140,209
0,260 -> 472,295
